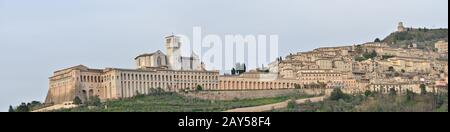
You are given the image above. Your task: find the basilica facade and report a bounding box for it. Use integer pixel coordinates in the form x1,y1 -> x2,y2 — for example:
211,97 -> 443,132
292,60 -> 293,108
45,35 -> 215,105
135,35 -> 202,71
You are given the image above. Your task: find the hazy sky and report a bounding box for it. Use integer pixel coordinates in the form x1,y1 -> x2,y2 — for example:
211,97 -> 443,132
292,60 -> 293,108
0,0 -> 447,112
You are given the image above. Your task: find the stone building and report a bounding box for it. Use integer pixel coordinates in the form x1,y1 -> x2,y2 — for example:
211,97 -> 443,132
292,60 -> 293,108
268,46 -> 356,90
368,83 -> 422,94
45,35 -> 216,105
135,50 -> 168,69
353,59 -> 377,73
167,35 -> 202,71
397,22 -> 406,32
378,56 -> 432,73
218,71 -> 298,91
45,65 -> 220,105
45,65 -> 100,105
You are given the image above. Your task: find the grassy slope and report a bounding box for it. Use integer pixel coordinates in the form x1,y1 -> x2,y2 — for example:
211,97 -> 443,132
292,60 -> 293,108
54,93 -> 313,112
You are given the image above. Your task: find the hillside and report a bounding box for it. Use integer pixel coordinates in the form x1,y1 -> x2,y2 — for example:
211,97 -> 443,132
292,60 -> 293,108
51,93 -> 312,112
383,28 -> 448,50
272,89 -> 448,112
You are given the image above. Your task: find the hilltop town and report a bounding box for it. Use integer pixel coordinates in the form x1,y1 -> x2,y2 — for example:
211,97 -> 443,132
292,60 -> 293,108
9,22 -> 448,112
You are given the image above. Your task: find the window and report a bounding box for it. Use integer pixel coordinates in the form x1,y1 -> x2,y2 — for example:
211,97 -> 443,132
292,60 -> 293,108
157,56 -> 162,66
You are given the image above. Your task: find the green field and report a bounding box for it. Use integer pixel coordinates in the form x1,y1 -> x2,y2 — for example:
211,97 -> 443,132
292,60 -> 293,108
53,92 -> 313,112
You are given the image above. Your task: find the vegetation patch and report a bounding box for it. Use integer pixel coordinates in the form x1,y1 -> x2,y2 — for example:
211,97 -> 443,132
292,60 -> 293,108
272,88 -> 448,112
51,92 -> 314,112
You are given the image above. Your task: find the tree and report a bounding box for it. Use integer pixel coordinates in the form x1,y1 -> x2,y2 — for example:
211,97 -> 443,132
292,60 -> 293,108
87,96 -> 101,107
364,90 -> 373,97
8,105 -> 14,112
362,50 -> 377,60
362,52 -> 371,59
389,88 -> 397,96
30,101 -> 41,106
73,96 -> 82,105
287,100 -> 297,110
243,64 -> 247,73
420,84 -> 427,95
135,90 -> 145,98
156,87 -> 165,95
381,55 -> 395,60
374,38 -> 381,42
406,90 -> 415,101
329,88 -> 349,101
355,45 -> 363,54
401,69 -> 406,73
15,102 -> 29,112
370,50 -> 378,59
388,66 -> 395,72
196,85 -> 203,91
294,84 -> 301,89
355,56 -> 366,62
318,82 -> 327,89
29,101 -> 42,110
394,72 -> 401,77
231,68 -> 236,75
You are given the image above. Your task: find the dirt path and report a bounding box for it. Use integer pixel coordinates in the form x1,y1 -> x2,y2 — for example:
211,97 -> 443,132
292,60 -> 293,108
224,96 -> 326,112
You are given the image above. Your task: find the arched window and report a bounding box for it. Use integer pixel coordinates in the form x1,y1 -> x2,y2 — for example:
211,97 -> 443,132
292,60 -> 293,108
157,56 -> 162,66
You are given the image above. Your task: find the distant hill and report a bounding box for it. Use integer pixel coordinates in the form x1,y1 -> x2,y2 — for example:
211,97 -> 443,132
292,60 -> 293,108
383,28 -> 448,50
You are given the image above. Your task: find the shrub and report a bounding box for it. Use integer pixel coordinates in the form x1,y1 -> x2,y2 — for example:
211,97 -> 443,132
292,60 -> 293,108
329,88 -> 350,101
73,96 -> 82,105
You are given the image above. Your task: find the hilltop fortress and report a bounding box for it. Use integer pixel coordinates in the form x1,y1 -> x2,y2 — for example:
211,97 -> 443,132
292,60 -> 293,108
44,23 -> 448,106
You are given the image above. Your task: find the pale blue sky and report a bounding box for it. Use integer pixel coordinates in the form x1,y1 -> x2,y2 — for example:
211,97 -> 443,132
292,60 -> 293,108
0,0 -> 447,112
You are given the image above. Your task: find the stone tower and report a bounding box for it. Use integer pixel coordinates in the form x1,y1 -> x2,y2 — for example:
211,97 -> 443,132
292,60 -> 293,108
165,35 -> 182,70
397,22 -> 406,32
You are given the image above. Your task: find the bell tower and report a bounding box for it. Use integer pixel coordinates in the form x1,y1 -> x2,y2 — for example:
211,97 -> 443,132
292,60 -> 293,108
397,22 -> 406,32
165,35 -> 181,70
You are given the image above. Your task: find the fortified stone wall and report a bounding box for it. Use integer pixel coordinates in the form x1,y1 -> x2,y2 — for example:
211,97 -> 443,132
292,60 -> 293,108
181,89 -> 330,100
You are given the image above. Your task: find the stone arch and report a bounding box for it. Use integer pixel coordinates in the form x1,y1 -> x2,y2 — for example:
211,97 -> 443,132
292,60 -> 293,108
88,89 -> 94,98
82,90 -> 88,101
